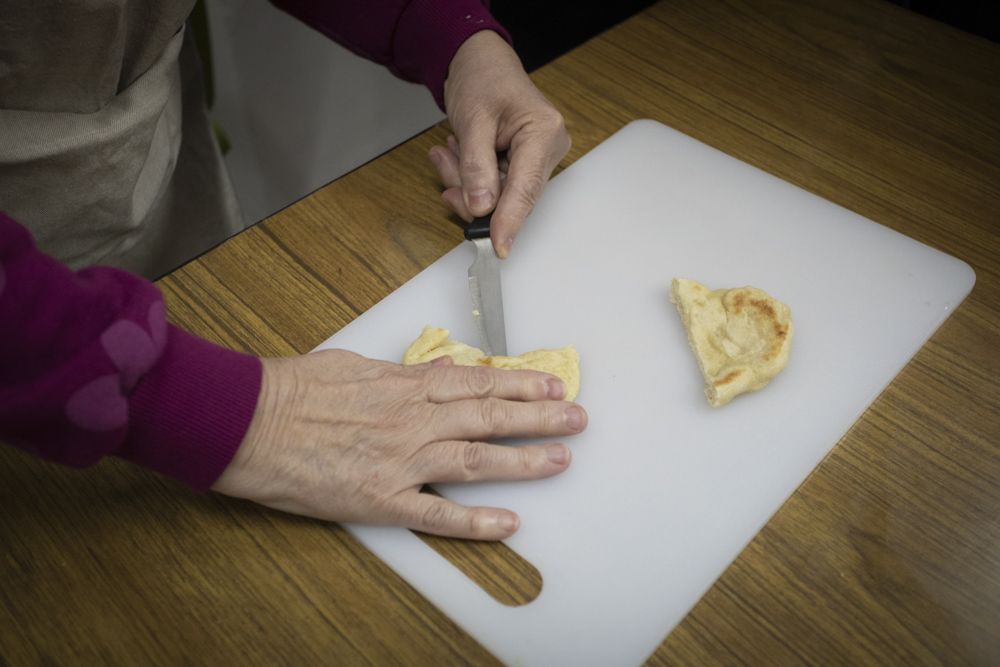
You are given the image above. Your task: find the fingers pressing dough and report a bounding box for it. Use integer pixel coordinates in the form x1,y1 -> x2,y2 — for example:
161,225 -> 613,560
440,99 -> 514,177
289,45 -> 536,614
404,326 -> 580,401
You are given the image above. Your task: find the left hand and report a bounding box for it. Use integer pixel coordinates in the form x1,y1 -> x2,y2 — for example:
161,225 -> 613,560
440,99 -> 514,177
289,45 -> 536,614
212,351 -> 585,540
430,30 -> 571,259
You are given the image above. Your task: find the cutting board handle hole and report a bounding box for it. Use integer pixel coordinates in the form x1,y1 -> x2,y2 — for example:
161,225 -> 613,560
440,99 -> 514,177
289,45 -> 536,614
411,486 -> 542,606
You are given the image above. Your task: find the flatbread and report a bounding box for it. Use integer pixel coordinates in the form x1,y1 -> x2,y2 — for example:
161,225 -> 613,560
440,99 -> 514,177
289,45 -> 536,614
670,278 -> 792,407
403,326 -> 580,401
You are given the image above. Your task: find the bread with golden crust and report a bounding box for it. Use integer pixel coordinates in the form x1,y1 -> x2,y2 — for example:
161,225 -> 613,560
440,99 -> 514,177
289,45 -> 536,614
403,326 -> 580,401
670,278 -> 792,407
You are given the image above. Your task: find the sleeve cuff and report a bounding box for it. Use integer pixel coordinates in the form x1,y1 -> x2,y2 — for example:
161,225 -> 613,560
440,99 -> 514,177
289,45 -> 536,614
120,325 -> 263,491
394,0 -> 513,110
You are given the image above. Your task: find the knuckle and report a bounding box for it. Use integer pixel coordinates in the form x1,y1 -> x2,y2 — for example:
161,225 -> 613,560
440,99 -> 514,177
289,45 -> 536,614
462,442 -> 495,477
420,502 -> 453,532
463,367 -> 496,398
540,108 -> 566,134
534,109 -> 570,161
477,397 -> 509,428
525,168 -> 546,194
514,171 -> 545,207
559,128 -> 572,157
467,513 -> 489,539
461,154 -> 486,176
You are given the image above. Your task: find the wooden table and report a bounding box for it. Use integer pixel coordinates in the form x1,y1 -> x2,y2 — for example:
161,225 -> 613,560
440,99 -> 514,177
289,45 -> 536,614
3,0 -> 998,664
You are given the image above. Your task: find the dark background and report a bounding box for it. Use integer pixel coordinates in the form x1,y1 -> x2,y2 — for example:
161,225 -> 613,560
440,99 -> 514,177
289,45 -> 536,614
490,1 -> 998,73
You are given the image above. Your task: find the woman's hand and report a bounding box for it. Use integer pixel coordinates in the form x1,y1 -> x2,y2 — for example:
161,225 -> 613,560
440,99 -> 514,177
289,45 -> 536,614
212,350 -> 587,540
430,30 -> 571,258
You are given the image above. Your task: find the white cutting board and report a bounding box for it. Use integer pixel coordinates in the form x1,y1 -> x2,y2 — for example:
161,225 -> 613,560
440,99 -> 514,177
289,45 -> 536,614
314,120 -> 975,665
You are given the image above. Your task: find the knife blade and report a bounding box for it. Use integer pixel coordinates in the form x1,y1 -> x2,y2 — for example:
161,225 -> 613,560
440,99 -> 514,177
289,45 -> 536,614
465,215 -> 507,357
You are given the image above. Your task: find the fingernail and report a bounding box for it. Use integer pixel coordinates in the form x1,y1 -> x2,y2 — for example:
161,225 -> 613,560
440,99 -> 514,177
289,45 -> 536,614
501,237 -> 514,259
546,378 -> 565,400
546,444 -> 569,464
498,513 -> 519,533
429,150 -> 442,167
565,406 -> 585,431
467,188 -> 494,211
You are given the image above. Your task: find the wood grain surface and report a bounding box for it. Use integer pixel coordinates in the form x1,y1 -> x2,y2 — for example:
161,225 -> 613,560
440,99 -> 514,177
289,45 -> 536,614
3,0 -> 998,664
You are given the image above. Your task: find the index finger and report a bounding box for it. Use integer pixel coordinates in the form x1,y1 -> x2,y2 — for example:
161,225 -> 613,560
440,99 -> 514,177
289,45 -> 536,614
433,397 -> 587,442
491,132 -> 568,257
422,364 -> 566,403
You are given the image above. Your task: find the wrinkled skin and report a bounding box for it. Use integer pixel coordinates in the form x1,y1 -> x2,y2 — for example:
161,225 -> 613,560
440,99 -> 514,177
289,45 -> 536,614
430,30 -> 572,258
214,352 -> 586,540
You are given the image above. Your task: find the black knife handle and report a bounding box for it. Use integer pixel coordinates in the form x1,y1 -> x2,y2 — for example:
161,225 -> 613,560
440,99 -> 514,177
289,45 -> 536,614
464,215 -> 491,241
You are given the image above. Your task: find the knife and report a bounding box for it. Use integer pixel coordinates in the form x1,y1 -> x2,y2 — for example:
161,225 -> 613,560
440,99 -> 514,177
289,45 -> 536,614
465,215 -> 507,357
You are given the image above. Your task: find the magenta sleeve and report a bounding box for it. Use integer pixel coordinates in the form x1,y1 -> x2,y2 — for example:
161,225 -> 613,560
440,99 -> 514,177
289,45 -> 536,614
0,212 -> 262,490
270,0 -> 512,109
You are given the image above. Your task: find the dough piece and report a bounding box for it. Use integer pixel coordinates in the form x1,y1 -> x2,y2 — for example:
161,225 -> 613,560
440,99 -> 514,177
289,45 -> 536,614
670,278 -> 792,407
403,326 -> 580,401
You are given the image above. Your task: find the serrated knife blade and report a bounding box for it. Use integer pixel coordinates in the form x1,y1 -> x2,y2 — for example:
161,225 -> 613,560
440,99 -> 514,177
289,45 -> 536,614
465,216 -> 507,356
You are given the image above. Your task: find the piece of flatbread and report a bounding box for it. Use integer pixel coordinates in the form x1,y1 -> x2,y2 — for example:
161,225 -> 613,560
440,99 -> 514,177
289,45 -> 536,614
670,278 -> 793,407
403,326 -> 580,401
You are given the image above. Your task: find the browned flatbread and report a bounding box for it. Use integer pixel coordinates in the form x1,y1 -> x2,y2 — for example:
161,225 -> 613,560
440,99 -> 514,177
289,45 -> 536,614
671,278 -> 793,407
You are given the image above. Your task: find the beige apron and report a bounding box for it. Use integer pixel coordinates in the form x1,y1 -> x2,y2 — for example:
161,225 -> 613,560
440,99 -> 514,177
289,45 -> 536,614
0,1 -> 243,279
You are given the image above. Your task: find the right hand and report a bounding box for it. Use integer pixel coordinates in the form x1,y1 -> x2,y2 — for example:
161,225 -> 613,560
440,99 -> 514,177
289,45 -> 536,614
429,30 -> 571,259
212,350 -> 587,540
